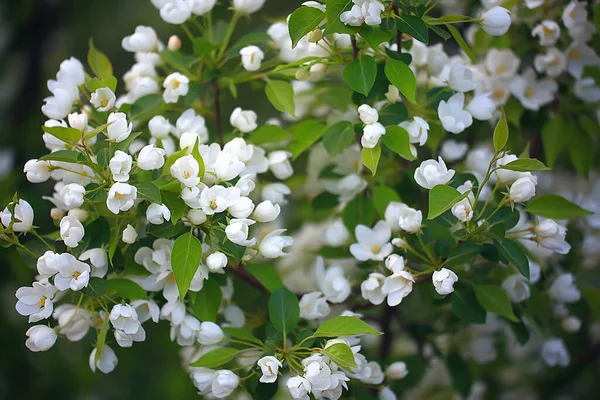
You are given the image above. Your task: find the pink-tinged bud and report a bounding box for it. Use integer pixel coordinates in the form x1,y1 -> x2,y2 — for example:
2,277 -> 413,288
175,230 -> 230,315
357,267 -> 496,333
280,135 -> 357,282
168,35 -> 182,52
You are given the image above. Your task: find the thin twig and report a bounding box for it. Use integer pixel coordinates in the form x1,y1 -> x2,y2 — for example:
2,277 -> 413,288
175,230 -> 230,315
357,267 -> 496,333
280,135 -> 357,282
212,79 -> 224,147
227,262 -> 268,292
350,35 -> 359,60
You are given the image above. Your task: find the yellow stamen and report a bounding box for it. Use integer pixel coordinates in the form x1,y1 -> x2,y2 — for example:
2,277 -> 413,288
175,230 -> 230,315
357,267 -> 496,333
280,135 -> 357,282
371,245 -> 381,254
525,87 -> 536,98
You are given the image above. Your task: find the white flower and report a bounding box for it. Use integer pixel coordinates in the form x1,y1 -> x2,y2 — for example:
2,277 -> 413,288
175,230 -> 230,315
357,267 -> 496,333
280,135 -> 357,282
535,220 -> 571,255
211,370 -> 239,398
54,253 -> 90,291
232,0 -> 266,14
60,215 -> 85,248
386,361 -> 408,379
466,93 -> 495,120
574,77 -> 600,103
361,122 -> 386,148
268,151 -> 293,180
253,200 -> 280,222
495,154 -> 531,183
15,282 -> 56,322
451,198 -> 473,222
562,0 -> 587,36
206,251 -> 228,273
484,48 -> 520,78
448,63 -> 479,92
110,304 -> 142,335
25,325 -> 57,352
79,248 -> 108,278
200,185 -> 240,215
226,218 -> 256,246
323,219 -> 350,247
481,6 -> 511,36
56,57 -> 85,86
541,338 -> 570,367
509,68 -> 557,111
299,292 -> 330,319
384,202 -> 403,232
24,159 -> 51,183
260,229 -> 293,258
89,345 -> 118,374
349,221 -> 393,261
163,72 -> 189,104
303,355 -> 333,391
510,176 -> 537,203
188,0 -> 216,15
385,254 -> 405,273
149,115 -> 171,138
414,157 -> 455,189
53,303 -> 92,341
106,112 -> 133,143
121,225 -> 137,245
171,155 -> 201,187
170,314 -> 200,345
188,209 -> 207,225
400,117 -> 429,146
532,21 -> 561,46
198,321 -> 225,345
230,107 -> 258,133
562,316 -> 582,333
287,376 -> 312,400
1,199 -> 34,232
438,92 -> 473,134
131,299 -> 160,323
440,139 -> 469,162
502,274 -> 530,303
326,174 -> 367,203
107,182 -> 137,214
121,25 -> 159,52
159,0 -> 191,24
382,270 -> 415,306
137,144 -> 166,170
90,87 -> 116,111
262,183 -> 291,205
146,203 -> 171,224
432,268 -> 458,295
37,251 -> 67,278
315,257 -> 351,303
361,273 -> 386,305
240,45 -> 264,71
427,44 -> 449,76
385,85 -> 400,102
397,204 -> 422,233
257,356 -> 282,384
109,151 -> 133,182
340,0 -> 385,26
358,104 -> 379,125
566,43 -> 600,79
59,183 -> 86,210
549,273 -> 581,303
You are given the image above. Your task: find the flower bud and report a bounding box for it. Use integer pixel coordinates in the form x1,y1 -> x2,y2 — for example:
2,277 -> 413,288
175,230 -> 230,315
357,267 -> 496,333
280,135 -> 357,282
466,93 -> 496,120
295,68 -> 310,80
89,345 -> 118,374
1,199 -> 34,232
51,208 -> 65,221
68,112 -> 88,131
146,203 -> 171,225
198,321 -> 224,345
212,370 -> 239,398
509,176 -> 537,203
148,115 -> 171,139
68,208 -> 89,222
253,200 -> 280,222
307,28 -> 323,43
167,35 -> 181,51
25,325 -> 57,352
230,107 -> 258,133
358,104 -> 379,125
188,209 -> 207,225
432,268 -> 458,295
259,229 -> 293,258
562,316 -> 582,333
228,197 -> 255,219
138,144 -> 166,170
106,112 -> 133,143
386,361 -> 409,379
122,224 -> 138,244
24,159 -> 52,183
481,6 -> 511,36
267,151 -> 293,180
206,251 -> 228,273
109,151 -> 133,182
60,215 -> 85,248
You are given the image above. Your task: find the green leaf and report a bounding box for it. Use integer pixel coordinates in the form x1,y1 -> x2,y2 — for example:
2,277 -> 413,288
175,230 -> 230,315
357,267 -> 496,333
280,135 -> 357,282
501,158 -> 549,172
135,182 -> 162,204
342,195 -> 376,233
163,148 -> 188,176
493,107 -> 508,151
343,55 -> 377,96
265,80 -> 296,116
40,150 -> 81,163
384,59 -> 417,104
171,232 -> 203,300
473,284 -> 519,322
249,125 -> 290,145
361,144 -> 381,176
428,185 -> 470,220
525,194 -> 593,219
359,25 -> 392,50
131,94 -> 164,122
86,76 -> 117,92
192,278 -> 222,322
493,239 -> 529,280
595,4 -> 600,34
324,0 -> 357,35
246,264 -> 283,293
451,283 -> 486,324
193,37 -> 218,57
568,124 -> 594,177
312,192 -> 339,210
581,285 -> 600,319
428,24 -> 451,40
314,316 -> 382,337
189,347 -> 239,368
159,49 -> 194,76
396,15 -> 429,44
446,353 -> 472,397
445,241 -> 482,267
323,343 -> 358,370
88,39 -> 113,78
81,277 -> 108,297
288,6 -> 325,48
161,191 -> 186,225
106,278 -> 147,299
41,125 -> 82,143
322,121 -> 355,156
226,32 -> 272,56
290,120 -> 327,159
382,125 -> 416,160
445,24 -> 476,63
223,327 -> 263,345
372,186 -> 401,217
268,288 -> 300,335
95,311 -> 110,364
114,131 -> 142,154
541,117 -> 567,167
378,102 -> 409,126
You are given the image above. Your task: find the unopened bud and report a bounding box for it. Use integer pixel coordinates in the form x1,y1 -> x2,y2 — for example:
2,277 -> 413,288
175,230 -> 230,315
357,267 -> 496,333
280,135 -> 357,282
168,35 -> 182,52
307,29 -> 323,43
68,208 -> 89,222
50,208 -> 65,221
295,68 -> 310,80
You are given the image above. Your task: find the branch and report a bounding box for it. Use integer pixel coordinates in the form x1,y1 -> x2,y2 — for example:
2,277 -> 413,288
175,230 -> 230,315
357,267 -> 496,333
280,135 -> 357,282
392,1 -> 402,54
212,79 -> 224,147
379,305 -> 395,360
227,262 -> 268,292
351,35 -> 359,60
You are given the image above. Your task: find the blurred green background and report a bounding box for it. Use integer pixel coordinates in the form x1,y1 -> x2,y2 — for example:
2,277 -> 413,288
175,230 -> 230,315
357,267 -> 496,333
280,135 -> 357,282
0,0 -> 301,398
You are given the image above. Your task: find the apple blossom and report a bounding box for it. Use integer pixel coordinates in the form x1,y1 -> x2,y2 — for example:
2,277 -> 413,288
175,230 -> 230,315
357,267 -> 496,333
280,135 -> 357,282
107,183 -> 137,214
109,151 -> 133,182
90,87 -> 116,111
481,6 -> 511,36
25,325 -> 57,352
414,157 -> 455,189
1,199 -> 34,232
432,268 -> 458,295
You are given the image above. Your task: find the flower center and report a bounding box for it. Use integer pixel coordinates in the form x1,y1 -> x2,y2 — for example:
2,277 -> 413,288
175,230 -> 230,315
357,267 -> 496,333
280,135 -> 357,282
101,99 -> 109,107
173,80 -> 181,88
570,49 -> 581,60
492,88 -> 505,100
37,296 -> 47,308
72,271 -> 81,279
183,171 -> 191,179
496,65 -> 506,74
210,200 -> 218,209
542,26 -> 553,36
371,245 -> 381,253
116,192 -> 124,199
525,87 -> 536,98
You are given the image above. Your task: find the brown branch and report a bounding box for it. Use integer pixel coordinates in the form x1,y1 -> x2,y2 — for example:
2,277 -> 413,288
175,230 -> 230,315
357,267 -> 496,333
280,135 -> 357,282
227,262 -> 268,292
212,79 -> 224,147
392,1 -> 402,54
380,305 -> 395,360
351,35 -> 359,60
